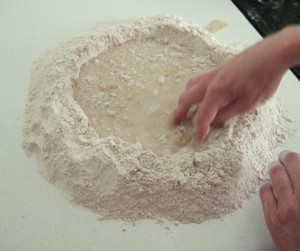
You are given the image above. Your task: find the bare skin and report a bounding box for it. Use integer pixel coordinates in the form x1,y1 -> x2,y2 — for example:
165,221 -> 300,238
173,25 -> 300,250
260,151 -> 300,251
174,25 -> 300,140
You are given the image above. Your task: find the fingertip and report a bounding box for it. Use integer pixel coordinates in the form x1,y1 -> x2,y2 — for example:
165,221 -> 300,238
194,104 -> 217,141
279,150 -> 299,164
278,150 -> 291,159
259,182 -> 277,211
210,119 -> 225,128
196,125 -> 210,141
173,117 -> 181,126
259,182 -> 272,197
268,160 -> 283,172
172,106 -> 185,125
172,113 -> 180,126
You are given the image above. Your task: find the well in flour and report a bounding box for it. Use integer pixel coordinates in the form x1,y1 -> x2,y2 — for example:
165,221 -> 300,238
72,38 -> 215,155
22,16 -> 294,223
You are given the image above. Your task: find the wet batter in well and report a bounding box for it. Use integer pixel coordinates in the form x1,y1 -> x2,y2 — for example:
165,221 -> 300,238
73,38 -> 217,154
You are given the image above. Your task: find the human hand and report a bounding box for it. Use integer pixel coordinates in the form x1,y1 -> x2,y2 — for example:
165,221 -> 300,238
260,151 -> 300,251
173,32 -> 288,140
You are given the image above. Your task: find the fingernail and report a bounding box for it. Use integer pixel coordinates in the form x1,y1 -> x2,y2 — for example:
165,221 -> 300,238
268,160 -> 281,169
278,150 -> 291,160
261,179 -> 271,186
278,150 -> 300,161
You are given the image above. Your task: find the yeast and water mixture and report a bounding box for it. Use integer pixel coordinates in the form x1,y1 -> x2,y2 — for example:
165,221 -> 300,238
73,38 -> 216,155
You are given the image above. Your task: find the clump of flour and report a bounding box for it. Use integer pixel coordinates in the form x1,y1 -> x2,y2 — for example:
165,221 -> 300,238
23,16 -> 294,223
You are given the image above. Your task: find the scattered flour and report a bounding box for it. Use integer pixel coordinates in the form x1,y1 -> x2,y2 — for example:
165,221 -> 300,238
23,16 -> 294,223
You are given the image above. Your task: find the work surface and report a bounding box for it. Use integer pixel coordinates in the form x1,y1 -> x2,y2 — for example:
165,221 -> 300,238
1,1 -> 299,251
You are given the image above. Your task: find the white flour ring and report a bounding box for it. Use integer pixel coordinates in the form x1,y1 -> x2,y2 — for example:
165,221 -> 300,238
23,16 -> 292,223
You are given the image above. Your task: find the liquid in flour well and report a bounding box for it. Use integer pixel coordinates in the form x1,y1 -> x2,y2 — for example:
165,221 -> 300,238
73,38 -> 217,154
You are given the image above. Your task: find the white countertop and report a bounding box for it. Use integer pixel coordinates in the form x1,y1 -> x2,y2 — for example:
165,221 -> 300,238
1,1 -> 299,250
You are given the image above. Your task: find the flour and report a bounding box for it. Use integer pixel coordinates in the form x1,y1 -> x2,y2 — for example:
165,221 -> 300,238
23,16 -> 294,223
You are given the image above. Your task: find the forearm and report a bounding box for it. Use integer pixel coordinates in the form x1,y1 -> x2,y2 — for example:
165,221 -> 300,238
273,25 -> 300,70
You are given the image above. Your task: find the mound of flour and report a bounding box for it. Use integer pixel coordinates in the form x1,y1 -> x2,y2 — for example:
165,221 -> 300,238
23,16 -> 293,223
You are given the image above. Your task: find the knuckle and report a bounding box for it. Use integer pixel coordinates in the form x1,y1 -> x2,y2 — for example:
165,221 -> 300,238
277,205 -> 297,226
237,95 -> 260,114
268,214 -> 281,230
208,83 -> 223,94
